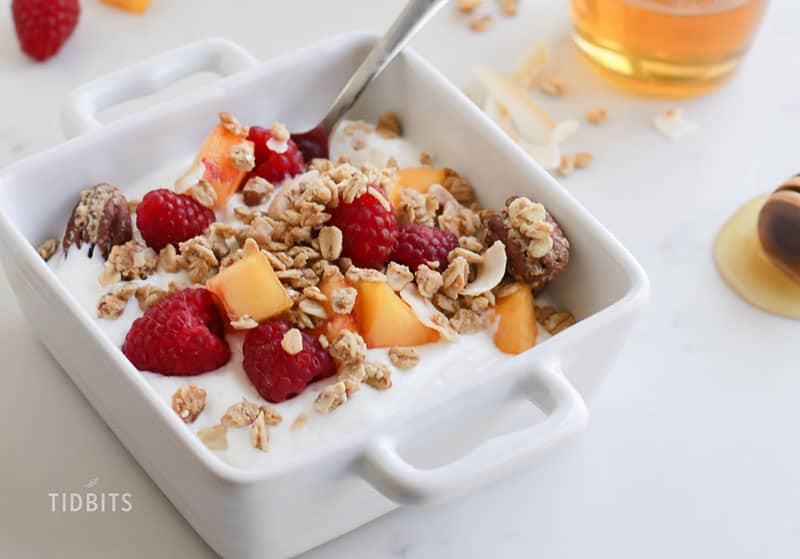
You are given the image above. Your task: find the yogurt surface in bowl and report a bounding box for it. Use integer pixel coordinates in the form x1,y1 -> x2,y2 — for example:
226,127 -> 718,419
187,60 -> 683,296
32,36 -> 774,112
47,116 -> 556,471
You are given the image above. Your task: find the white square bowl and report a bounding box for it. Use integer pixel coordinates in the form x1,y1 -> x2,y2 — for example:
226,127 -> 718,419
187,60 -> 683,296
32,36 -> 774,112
0,34 -> 648,559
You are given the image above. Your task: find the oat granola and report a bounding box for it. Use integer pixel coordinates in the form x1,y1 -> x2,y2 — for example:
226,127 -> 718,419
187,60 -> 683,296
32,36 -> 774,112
388,346 -> 420,369
46,111 -> 577,460
171,385 -> 207,424
250,411 -> 270,451
364,361 -> 392,390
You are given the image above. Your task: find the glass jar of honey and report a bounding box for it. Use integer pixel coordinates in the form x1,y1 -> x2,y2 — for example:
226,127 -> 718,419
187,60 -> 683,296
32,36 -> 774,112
569,0 -> 768,97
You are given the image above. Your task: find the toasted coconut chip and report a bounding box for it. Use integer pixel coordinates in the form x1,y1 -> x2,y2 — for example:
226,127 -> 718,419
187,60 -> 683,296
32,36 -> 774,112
485,98 -> 521,141
510,43 -> 549,89
427,183 -> 459,207
475,67 -> 579,170
475,66 -> 556,143
653,108 -> 699,140
399,285 -> 458,341
175,160 -> 207,193
462,240 -> 507,296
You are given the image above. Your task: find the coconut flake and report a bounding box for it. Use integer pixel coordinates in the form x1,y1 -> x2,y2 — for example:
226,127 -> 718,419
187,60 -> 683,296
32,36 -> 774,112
652,108 -> 699,140
399,285 -> 458,341
427,183 -> 459,207
510,43 -> 549,89
474,66 -> 579,170
175,160 -> 206,193
475,66 -> 557,143
462,240 -> 507,296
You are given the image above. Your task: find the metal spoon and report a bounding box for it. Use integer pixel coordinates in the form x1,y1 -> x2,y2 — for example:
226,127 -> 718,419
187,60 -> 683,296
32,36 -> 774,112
292,0 -> 449,158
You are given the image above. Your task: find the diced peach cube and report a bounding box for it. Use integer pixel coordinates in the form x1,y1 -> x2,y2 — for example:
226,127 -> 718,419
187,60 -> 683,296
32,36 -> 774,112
206,240 -> 291,324
101,0 -> 153,14
353,280 -> 439,348
492,284 -> 538,355
192,124 -> 253,207
390,167 -> 447,206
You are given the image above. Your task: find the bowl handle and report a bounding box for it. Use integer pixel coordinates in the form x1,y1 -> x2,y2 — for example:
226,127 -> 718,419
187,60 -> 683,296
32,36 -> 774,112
360,358 -> 588,506
61,38 -> 258,139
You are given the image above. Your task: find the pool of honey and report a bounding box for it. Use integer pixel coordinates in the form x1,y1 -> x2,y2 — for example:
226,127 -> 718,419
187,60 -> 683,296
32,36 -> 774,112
714,196 -> 800,319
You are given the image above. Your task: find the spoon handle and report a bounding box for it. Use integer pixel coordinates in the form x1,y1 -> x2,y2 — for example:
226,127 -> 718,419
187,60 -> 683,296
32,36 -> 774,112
319,0 -> 449,133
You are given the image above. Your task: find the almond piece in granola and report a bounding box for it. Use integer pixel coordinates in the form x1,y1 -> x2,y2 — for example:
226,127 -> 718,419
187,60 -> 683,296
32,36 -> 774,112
388,346 -> 420,370
281,328 -> 304,355
250,411 -> 269,452
198,424 -> 228,450
242,177 -> 273,206
230,315 -> 259,330
171,384 -> 207,424
318,225 -> 343,261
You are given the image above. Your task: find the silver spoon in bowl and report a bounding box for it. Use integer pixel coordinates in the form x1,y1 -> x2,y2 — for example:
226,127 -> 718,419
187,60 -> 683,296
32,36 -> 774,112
291,0 -> 449,160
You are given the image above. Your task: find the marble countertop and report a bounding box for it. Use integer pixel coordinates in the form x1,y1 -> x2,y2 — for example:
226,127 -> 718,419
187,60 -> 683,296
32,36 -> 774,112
1,0 -> 798,557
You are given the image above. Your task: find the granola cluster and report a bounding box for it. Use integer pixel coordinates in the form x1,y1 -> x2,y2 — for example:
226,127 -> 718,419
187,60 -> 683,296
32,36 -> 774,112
194,395 -> 283,452
483,196 -> 570,292
313,327 -> 405,414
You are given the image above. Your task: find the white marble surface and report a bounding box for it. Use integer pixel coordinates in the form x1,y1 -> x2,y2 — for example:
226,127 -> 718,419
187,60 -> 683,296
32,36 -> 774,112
1,0 -> 799,557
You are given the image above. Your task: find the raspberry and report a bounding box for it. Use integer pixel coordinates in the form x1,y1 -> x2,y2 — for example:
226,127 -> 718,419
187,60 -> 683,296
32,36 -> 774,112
12,0 -> 80,62
329,190 -> 398,269
243,320 -> 335,403
136,189 -> 216,251
391,224 -> 459,271
246,126 -> 305,184
291,126 -> 329,161
122,288 -> 230,376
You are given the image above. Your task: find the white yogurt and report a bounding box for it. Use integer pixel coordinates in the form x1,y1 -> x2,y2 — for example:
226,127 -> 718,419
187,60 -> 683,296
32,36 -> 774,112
329,119 -> 427,168
49,126 -> 544,471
